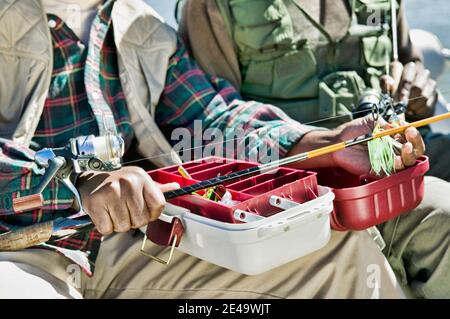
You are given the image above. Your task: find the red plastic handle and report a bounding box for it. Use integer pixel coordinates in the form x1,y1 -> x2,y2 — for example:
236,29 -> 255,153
146,217 -> 184,247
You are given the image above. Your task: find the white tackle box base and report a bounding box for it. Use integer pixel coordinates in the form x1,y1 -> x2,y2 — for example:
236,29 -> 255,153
144,186 -> 334,275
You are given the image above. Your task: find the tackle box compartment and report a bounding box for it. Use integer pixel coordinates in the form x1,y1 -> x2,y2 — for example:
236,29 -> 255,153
314,156 -> 429,231
147,157 -> 319,223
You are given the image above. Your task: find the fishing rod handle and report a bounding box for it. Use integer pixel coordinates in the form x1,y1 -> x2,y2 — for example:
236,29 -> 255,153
0,221 -> 53,251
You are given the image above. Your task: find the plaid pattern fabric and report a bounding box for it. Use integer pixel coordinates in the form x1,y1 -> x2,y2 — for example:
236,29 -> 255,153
156,40 -> 309,162
0,2 -> 308,275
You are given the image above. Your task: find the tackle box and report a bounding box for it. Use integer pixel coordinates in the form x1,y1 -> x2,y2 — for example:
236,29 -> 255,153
314,156 -> 429,231
145,157 -> 334,275
143,156 -> 428,274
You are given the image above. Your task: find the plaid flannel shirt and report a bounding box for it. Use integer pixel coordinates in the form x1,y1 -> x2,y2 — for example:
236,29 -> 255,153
0,0 -> 308,275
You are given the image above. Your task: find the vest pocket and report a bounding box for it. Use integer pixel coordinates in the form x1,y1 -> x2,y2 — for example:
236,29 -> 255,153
229,0 -> 293,51
316,71 -> 367,128
361,34 -> 392,68
0,55 -> 30,138
272,45 -> 319,98
242,43 -> 319,100
354,0 -> 396,69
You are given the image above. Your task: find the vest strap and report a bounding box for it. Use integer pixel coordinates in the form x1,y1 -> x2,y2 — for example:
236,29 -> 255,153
85,0 -> 118,136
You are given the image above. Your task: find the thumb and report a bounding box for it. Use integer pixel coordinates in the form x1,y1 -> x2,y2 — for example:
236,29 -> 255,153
156,182 -> 181,193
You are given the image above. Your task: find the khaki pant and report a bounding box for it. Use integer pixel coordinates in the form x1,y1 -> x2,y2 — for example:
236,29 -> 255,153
0,230 -> 402,299
0,177 -> 449,299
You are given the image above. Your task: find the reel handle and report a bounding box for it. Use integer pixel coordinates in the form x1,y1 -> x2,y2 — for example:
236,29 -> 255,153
12,157 -> 66,213
12,194 -> 44,213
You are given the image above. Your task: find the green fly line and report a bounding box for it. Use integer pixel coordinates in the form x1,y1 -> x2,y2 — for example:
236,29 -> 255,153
368,123 -> 397,176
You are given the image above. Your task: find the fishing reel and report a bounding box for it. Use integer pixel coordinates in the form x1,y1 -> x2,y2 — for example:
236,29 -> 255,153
354,89 -> 407,123
12,134 -> 125,214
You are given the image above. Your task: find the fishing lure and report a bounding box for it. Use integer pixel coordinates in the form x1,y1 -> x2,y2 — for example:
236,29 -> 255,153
202,184 -> 224,201
366,95 -> 401,176
178,165 -> 228,202
367,123 -> 397,176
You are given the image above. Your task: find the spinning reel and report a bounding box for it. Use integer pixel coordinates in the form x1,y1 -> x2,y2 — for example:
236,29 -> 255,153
354,89 -> 407,123
12,134 -> 125,214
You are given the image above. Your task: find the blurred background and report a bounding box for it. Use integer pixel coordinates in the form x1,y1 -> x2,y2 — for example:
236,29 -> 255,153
406,0 -> 450,99
146,0 -> 450,100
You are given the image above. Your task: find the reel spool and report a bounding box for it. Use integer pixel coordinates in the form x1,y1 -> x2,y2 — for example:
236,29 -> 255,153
354,89 -> 407,122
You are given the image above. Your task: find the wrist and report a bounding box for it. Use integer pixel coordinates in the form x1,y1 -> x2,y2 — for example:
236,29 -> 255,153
286,129 -> 340,169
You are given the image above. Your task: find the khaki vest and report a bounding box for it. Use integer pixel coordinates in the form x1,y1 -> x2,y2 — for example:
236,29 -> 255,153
217,0 -> 397,128
0,0 -> 181,167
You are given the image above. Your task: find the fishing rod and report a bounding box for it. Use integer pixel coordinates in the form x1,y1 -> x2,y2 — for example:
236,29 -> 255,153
164,111 -> 450,199
122,85 -> 450,167
389,0 -> 403,94
2,111 -> 450,251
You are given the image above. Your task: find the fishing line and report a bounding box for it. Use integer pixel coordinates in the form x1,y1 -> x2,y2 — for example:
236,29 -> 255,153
164,111 -> 450,198
121,108 -> 371,166
121,86 -> 450,166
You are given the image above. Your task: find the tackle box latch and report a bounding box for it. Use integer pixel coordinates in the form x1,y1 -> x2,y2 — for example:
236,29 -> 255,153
141,216 -> 184,265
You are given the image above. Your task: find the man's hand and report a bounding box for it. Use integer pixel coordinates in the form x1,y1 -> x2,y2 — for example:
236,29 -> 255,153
287,116 -> 425,176
332,116 -> 425,176
76,166 -> 180,235
381,62 -> 438,120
